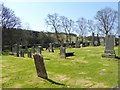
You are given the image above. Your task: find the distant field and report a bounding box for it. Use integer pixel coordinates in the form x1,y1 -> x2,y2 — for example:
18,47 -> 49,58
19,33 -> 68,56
1,46 -> 118,88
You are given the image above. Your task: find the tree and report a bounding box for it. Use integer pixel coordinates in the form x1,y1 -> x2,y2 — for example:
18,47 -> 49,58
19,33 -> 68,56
60,16 -> 69,42
68,19 -> 74,43
87,20 -> 96,34
95,7 -> 118,36
0,4 -> 21,29
76,17 -> 87,42
45,13 -> 61,44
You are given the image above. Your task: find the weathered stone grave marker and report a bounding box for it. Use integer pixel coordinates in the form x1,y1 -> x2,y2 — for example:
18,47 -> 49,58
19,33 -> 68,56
33,54 -> 48,79
102,35 -> 116,58
49,43 -> 54,52
75,37 -> 80,48
60,46 -> 66,58
20,49 -> 24,57
14,44 -> 19,57
91,32 -> 95,46
28,51 -> 32,58
31,46 -> 35,54
36,46 -> 42,54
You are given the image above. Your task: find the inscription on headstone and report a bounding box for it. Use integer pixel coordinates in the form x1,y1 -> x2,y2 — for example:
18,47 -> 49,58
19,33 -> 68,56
33,54 -> 48,79
102,35 -> 116,58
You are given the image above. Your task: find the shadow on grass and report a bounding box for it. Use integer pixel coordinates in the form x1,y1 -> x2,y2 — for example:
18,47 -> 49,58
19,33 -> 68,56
45,78 -> 65,86
115,56 -> 120,59
44,58 -> 51,60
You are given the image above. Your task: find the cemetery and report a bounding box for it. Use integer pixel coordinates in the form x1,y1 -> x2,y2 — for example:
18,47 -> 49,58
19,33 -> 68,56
1,2 -> 120,89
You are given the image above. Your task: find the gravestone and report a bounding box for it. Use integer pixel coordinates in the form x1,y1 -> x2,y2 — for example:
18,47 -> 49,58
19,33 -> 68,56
19,45 -> 22,54
102,35 -> 116,58
100,38 -> 105,46
75,37 -> 80,48
31,46 -> 35,54
94,41 -> 98,46
36,46 -> 42,54
59,46 -> 66,58
97,34 -> 100,46
33,54 -> 48,79
91,32 -> 95,46
14,44 -> 19,57
28,51 -> 32,58
49,43 -> 54,52
20,49 -> 24,57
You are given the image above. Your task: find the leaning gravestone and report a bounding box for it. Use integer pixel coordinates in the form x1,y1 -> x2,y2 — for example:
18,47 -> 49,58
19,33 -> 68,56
33,54 -> 48,79
59,46 -> 66,58
102,35 -> 116,58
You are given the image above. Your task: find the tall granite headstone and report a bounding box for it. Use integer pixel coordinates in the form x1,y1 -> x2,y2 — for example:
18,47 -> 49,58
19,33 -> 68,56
33,54 -> 48,79
102,35 -> 116,58
59,46 -> 66,58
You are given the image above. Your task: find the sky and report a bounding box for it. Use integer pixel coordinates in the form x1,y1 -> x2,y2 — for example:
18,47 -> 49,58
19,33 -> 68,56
2,1 -> 118,35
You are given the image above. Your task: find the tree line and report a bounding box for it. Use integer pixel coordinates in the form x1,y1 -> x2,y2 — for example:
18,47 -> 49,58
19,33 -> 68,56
1,4 -> 118,50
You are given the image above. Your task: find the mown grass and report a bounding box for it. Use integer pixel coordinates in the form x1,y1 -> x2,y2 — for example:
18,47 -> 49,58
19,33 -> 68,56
1,46 -> 118,88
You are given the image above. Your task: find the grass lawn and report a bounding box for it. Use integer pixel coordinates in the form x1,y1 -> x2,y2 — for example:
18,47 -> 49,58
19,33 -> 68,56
1,46 -> 118,88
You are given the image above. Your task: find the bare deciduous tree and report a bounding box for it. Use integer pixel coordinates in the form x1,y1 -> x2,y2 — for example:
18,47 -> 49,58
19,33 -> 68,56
60,16 -> 69,42
87,20 -> 96,34
0,4 -> 21,29
45,13 -> 61,44
76,17 -> 87,42
95,7 -> 118,36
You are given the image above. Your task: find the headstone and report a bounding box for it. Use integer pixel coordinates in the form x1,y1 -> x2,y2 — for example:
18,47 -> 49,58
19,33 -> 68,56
97,34 -> 100,46
102,35 -> 116,58
80,43 -> 83,48
28,51 -> 32,58
19,45 -> 22,54
75,37 -> 80,48
20,49 -> 24,57
36,46 -> 42,54
49,43 -> 54,52
33,54 -> 48,79
100,38 -> 105,46
31,46 -> 35,54
91,32 -> 95,46
59,46 -> 66,58
14,44 -> 19,57
94,41 -> 98,46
